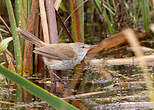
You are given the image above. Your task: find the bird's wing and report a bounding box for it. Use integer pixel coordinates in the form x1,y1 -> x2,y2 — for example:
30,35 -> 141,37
33,45 -> 77,60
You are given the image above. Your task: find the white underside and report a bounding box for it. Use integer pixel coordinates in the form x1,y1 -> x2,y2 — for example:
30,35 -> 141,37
42,50 -> 87,70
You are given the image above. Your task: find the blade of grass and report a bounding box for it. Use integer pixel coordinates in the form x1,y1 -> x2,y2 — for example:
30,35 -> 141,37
102,3 -> 115,34
69,0 -> 84,42
5,0 -> 24,106
15,0 -> 27,52
0,65 -> 78,110
140,0 -> 150,30
5,0 -> 23,74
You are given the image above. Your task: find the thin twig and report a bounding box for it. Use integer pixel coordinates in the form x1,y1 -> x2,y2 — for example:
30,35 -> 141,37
0,16 -> 11,35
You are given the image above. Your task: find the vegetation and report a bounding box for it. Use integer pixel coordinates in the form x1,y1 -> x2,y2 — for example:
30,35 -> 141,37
0,0 -> 153,109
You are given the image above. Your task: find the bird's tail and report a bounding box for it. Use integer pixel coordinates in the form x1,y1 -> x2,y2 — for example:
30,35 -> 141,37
17,28 -> 46,47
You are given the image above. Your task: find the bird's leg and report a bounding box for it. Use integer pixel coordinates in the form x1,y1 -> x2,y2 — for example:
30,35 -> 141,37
52,71 -> 62,81
50,70 -> 65,84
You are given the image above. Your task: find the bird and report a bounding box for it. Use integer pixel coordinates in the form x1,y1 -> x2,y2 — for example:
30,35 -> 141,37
17,28 -> 92,70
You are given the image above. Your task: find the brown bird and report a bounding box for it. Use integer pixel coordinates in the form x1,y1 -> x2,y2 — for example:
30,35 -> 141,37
17,28 -> 92,70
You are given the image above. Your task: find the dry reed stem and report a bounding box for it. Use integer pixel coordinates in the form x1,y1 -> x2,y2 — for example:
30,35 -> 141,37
62,91 -> 105,100
54,0 -> 62,11
39,0 -> 50,43
123,29 -> 154,103
87,30 -> 151,57
46,0 -> 59,43
127,46 -> 154,52
152,0 -> 154,6
88,55 -> 154,66
95,102 -> 154,109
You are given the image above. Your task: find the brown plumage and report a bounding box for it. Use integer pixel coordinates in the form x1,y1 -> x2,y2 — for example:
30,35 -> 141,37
17,28 -> 92,70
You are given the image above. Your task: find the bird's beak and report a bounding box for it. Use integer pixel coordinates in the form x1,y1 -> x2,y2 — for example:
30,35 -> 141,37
90,45 -> 96,49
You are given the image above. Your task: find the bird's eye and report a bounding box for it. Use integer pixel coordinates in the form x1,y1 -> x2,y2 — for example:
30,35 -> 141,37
81,46 -> 85,48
